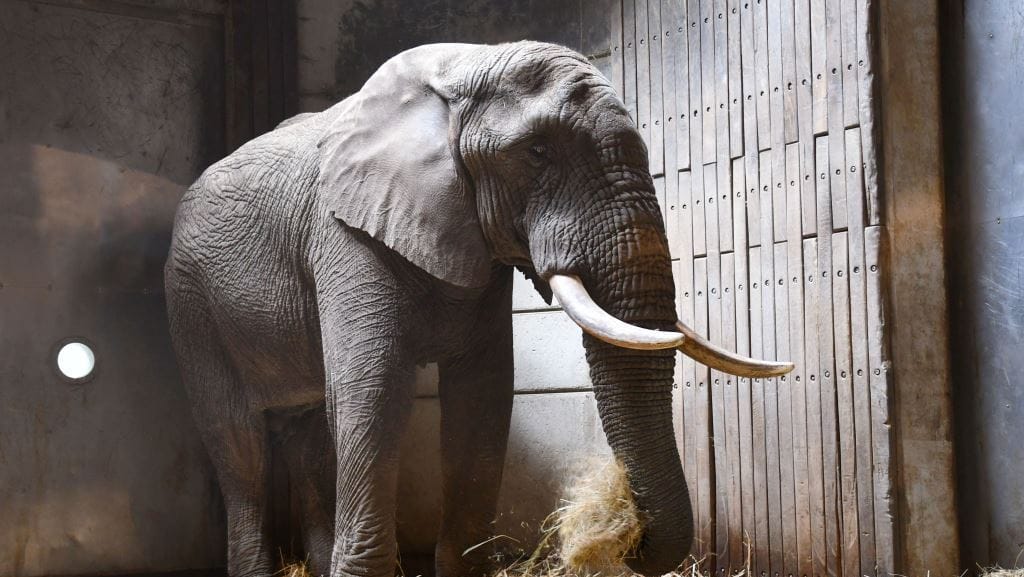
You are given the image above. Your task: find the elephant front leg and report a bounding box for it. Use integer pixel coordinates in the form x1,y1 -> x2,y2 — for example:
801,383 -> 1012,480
435,313 -> 515,577
322,324 -> 416,577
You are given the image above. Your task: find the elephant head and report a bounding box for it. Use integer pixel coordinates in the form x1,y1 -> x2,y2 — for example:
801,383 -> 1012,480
317,41 -> 792,575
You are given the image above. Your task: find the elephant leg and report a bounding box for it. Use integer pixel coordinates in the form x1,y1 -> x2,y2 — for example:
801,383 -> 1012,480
289,407 -> 336,577
168,293 -> 274,577
204,414 -> 273,577
319,300 -> 415,577
434,297 -> 515,577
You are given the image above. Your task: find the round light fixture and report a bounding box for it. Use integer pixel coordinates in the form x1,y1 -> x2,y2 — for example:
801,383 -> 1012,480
56,340 -> 96,382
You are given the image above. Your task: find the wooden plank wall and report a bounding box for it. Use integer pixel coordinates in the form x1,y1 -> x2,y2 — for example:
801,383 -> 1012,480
608,2 -> 894,576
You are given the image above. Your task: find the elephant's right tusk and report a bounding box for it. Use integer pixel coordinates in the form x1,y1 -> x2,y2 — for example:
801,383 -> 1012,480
548,274 -> 686,350
548,274 -> 795,378
673,321 -> 795,378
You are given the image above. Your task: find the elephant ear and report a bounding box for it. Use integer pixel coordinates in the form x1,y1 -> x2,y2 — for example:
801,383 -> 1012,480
317,45 -> 493,288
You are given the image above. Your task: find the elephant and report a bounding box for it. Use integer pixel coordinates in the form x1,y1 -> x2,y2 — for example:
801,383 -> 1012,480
164,40 -> 792,577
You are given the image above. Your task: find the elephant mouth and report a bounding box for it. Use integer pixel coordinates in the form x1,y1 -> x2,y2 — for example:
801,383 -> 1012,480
547,274 -> 793,379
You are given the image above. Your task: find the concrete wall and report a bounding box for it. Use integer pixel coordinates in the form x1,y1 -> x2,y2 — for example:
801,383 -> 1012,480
944,0 -> 1024,569
0,0 -> 228,574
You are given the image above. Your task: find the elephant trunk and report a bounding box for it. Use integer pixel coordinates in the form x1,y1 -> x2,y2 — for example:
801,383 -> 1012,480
578,216 -> 693,575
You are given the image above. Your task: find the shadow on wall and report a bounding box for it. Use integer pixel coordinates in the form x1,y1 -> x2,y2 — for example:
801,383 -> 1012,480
0,143 -> 226,576
296,0 -> 611,104
0,2 -> 228,574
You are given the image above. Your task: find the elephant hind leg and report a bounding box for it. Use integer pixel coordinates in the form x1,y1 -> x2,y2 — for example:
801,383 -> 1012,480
280,406 -> 336,577
169,297 -> 274,577
205,413 -> 274,577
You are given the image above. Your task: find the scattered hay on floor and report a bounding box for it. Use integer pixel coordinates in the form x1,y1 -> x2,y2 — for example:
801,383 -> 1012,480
982,568 -> 1024,577
490,458 -> 716,577
277,560 -> 313,577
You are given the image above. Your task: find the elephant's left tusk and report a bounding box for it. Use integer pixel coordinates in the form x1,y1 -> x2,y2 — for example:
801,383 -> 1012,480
549,274 -> 686,350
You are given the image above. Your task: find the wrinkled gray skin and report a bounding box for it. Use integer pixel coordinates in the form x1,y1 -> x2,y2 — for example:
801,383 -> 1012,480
165,41 -> 691,577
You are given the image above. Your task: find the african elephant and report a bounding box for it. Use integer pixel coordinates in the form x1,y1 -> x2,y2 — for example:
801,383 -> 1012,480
164,41 -> 791,577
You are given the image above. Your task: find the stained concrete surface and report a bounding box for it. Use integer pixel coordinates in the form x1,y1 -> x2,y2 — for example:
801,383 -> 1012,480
0,0 -> 228,574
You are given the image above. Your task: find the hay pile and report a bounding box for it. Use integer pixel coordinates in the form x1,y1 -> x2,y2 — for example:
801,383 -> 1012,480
494,458 -> 677,577
982,569 -> 1024,577
550,458 -> 645,572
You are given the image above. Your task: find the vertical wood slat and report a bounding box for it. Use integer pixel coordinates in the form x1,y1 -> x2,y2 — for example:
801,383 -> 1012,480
748,247 -> 770,577
857,0 -> 882,229
693,165 -> 708,256
713,0 -> 734,253
687,0 -> 705,171
648,0 -> 666,176
727,0 -> 743,159
740,0 -> 761,248
694,257 -> 715,559
865,225 -> 894,576
803,237 -> 826,577
677,169 -> 701,561
759,155 -> 783,575
845,127 -> 877,577
840,0 -> 859,127
714,0 -> 730,163
636,0 -> 652,149
718,160 -> 734,253
767,0 -> 784,147
611,0 -> 625,100
674,0 -> 692,170
753,0 -> 770,150
773,146 -> 788,248
832,232 -> 860,577
643,0 -> 667,177
786,142 -> 814,577
825,0 -> 847,230
705,163 -> 721,261
760,153 -> 775,257
781,0 -> 798,144
739,0 -> 758,160
623,0 -> 639,126
774,240 -> 798,576
702,161 -> 723,566
814,134 -> 840,577
700,0 -> 717,161
708,251 -> 729,569
721,253 -> 744,568
795,0 -> 817,235
662,0 -> 681,257
810,0 -> 827,135
731,158 -> 757,573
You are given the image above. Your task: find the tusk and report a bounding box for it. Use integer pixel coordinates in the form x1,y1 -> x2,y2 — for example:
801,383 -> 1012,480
674,321 -> 794,378
549,274 -> 685,350
548,274 -> 796,377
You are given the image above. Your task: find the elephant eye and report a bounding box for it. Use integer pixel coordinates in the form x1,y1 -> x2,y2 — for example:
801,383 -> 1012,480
527,142 -> 550,166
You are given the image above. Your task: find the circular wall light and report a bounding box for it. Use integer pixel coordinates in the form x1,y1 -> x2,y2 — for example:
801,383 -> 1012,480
55,339 -> 96,383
